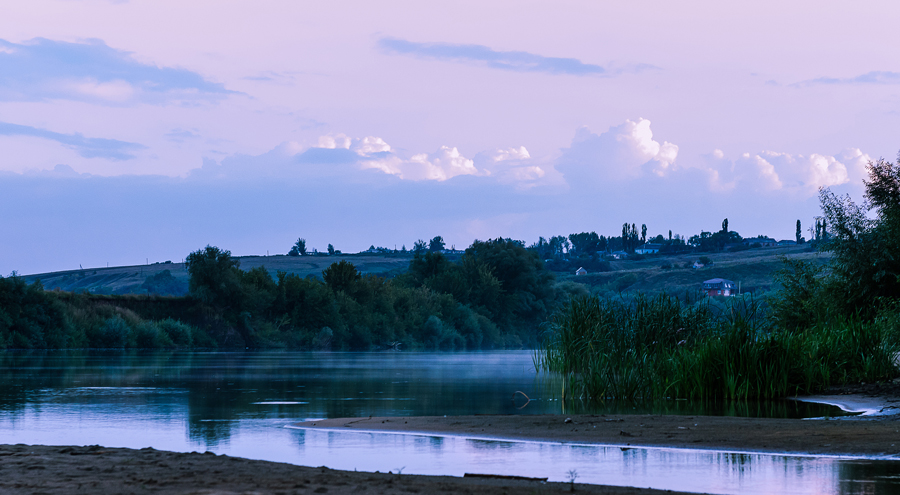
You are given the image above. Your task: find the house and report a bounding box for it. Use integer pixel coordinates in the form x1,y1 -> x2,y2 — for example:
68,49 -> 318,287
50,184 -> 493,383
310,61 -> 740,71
692,261 -> 705,269
777,240 -> 797,246
702,278 -> 736,297
635,243 -> 662,255
743,236 -> 778,247
610,251 -> 629,260
575,267 -> 587,276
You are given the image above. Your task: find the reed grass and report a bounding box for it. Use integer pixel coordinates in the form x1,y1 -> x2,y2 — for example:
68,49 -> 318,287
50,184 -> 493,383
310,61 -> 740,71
536,293 -> 899,401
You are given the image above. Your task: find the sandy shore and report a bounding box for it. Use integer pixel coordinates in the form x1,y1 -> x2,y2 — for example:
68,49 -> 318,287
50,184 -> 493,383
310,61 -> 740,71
296,411 -> 900,458
6,401 -> 900,494
0,444 -> 695,494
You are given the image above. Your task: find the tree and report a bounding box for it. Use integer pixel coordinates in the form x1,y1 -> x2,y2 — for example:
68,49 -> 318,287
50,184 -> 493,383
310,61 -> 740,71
819,153 -> 900,314
722,218 -> 729,233
568,232 -> 601,257
796,220 -> 802,244
429,236 -> 445,252
669,230 -> 672,241
327,244 -> 335,255
185,246 -> 244,308
322,260 -> 362,293
641,224 -> 647,244
288,238 -> 307,256
413,239 -> 428,253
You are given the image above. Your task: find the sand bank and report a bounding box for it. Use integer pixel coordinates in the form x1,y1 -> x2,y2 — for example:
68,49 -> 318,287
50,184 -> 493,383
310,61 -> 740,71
0,444 -> 694,494
296,413 -> 900,458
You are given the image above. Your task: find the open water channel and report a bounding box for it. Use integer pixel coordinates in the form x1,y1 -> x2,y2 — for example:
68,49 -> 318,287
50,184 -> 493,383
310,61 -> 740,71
0,350 -> 897,494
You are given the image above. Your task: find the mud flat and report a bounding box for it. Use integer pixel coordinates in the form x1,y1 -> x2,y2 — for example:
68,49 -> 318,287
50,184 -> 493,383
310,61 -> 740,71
0,444 -> 693,495
297,413 -> 900,458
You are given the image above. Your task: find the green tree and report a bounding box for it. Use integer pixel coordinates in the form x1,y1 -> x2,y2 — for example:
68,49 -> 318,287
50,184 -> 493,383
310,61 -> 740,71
429,236 -> 445,252
327,244 -> 335,255
641,224 -> 647,244
323,260 -> 362,294
796,219 -> 803,244
413,239 -> 427,253
288,238 -> 307,256
722,218 -> 729,233
185,246 -> 244,309
819,154 -> 900,315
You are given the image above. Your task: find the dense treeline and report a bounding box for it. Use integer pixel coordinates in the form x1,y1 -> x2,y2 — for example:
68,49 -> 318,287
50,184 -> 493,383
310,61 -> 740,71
0,238 -> 572,350
538,154 -> 900,400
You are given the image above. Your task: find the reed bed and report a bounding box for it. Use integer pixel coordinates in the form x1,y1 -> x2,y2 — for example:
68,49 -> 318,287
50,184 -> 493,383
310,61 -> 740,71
536,293 -> 898,401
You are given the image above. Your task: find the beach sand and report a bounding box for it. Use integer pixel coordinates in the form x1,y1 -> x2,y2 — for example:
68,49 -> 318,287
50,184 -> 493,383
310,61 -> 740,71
5,393 -> 900,494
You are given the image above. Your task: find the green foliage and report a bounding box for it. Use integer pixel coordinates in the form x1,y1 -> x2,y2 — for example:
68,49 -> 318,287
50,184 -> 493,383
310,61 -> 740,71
140,270 -> 187,296
288,238 -> 307,256
538,293 -> 899,401
428,236 -> 445,252
819,157 -> 900,316
0,276 -> 70,348
185,246 -> 244,309
322,260 -> 362,294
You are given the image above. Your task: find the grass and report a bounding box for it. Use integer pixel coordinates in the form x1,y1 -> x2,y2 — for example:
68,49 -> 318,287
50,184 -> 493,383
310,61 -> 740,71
21,253 -> 420,296
536,293 -> 899,401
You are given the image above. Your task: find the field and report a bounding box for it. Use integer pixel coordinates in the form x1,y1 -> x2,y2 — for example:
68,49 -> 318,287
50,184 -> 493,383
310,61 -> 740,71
560,244 -> 830,297
21,253 -> 420,296
20,244 -> 826,298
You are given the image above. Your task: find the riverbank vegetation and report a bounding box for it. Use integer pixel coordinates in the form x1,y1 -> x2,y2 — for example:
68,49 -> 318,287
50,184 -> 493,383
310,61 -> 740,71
537,154 -> 900,400
0,238 -> 570,350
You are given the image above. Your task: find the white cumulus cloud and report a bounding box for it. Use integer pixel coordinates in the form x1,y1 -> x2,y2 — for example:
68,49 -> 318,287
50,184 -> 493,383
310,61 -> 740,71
557,118 -> 679,185
697,148 -> 871,196
362,145 -> 479,181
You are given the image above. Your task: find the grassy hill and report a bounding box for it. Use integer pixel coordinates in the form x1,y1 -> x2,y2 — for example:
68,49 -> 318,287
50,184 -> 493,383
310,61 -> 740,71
21,244 -> 825,298
21,253 -> 421,296
558,244 -> 830,297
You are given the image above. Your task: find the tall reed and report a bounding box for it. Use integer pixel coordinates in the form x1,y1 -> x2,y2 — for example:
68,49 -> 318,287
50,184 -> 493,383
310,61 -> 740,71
537,293 -> 898,402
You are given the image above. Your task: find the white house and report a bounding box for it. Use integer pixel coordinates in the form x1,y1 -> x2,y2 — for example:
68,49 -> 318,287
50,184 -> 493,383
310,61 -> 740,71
635,243 -> 662,255
575,267 -> 587,276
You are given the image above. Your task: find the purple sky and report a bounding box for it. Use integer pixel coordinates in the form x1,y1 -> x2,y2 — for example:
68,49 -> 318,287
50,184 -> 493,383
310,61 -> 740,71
2,1 -> 899,275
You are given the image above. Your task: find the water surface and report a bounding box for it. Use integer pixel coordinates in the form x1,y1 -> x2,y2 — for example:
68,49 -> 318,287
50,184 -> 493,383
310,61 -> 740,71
0,350 -> 896,494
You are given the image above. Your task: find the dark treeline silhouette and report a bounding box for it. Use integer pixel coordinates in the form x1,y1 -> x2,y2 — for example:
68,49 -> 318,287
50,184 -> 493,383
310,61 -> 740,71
0,238 -> 575,351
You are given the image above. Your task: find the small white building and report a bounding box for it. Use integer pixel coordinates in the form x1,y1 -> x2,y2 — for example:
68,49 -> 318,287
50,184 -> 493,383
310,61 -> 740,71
635,243 -> 662,255
575,267 -> 587,276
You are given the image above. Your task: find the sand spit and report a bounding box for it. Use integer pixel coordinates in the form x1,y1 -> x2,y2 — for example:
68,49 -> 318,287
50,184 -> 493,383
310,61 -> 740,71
0,444 -> 694,495
296,413 -> 900,458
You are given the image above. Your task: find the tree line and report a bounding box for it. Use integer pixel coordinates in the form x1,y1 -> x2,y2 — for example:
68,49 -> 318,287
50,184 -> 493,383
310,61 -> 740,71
0,238 -> 575,350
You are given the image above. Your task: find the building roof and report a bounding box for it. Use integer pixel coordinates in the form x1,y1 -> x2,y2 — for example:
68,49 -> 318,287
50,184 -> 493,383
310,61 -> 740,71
702,278 -> 735,288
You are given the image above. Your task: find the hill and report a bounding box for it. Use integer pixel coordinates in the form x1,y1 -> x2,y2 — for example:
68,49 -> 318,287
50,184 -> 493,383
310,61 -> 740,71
557,244 -> 829,297
21,253 -> 421,296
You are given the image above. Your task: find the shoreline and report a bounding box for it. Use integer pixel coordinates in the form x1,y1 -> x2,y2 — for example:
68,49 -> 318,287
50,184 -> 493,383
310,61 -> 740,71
296,411 -> 900,458
6,409 -> 900,494
0,444 -> 697,495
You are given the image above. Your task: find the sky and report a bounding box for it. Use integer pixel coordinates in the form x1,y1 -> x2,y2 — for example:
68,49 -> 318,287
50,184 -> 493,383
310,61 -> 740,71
2,0 -> 900,275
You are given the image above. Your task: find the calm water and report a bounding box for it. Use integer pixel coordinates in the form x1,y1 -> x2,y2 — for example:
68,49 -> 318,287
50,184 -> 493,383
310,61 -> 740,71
0,350 -> 898,494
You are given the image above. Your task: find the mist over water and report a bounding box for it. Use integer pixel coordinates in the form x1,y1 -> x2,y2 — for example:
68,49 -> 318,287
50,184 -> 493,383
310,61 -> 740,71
0,350 -> 896,493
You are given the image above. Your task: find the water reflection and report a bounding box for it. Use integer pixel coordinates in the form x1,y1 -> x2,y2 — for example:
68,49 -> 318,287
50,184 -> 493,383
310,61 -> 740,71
2,350 -> 895,494
0,350 -> 848,448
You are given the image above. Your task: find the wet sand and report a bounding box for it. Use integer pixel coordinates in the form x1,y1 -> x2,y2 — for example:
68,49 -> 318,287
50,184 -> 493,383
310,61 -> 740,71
297,411 -> 900,458
0,444 -> 694,494
6,394 -> 900,494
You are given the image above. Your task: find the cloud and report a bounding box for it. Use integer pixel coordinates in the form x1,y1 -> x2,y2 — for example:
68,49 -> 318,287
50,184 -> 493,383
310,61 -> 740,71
0,37 -> 236,104
0,121 -> 146,160
165,128 -> 201,143
696,148 -> 871,195
360,145 -> 480,181
378,38 -> 612,76
556,119 -> 679,185
795,71 -> 900,87
474,146 -> 550,187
